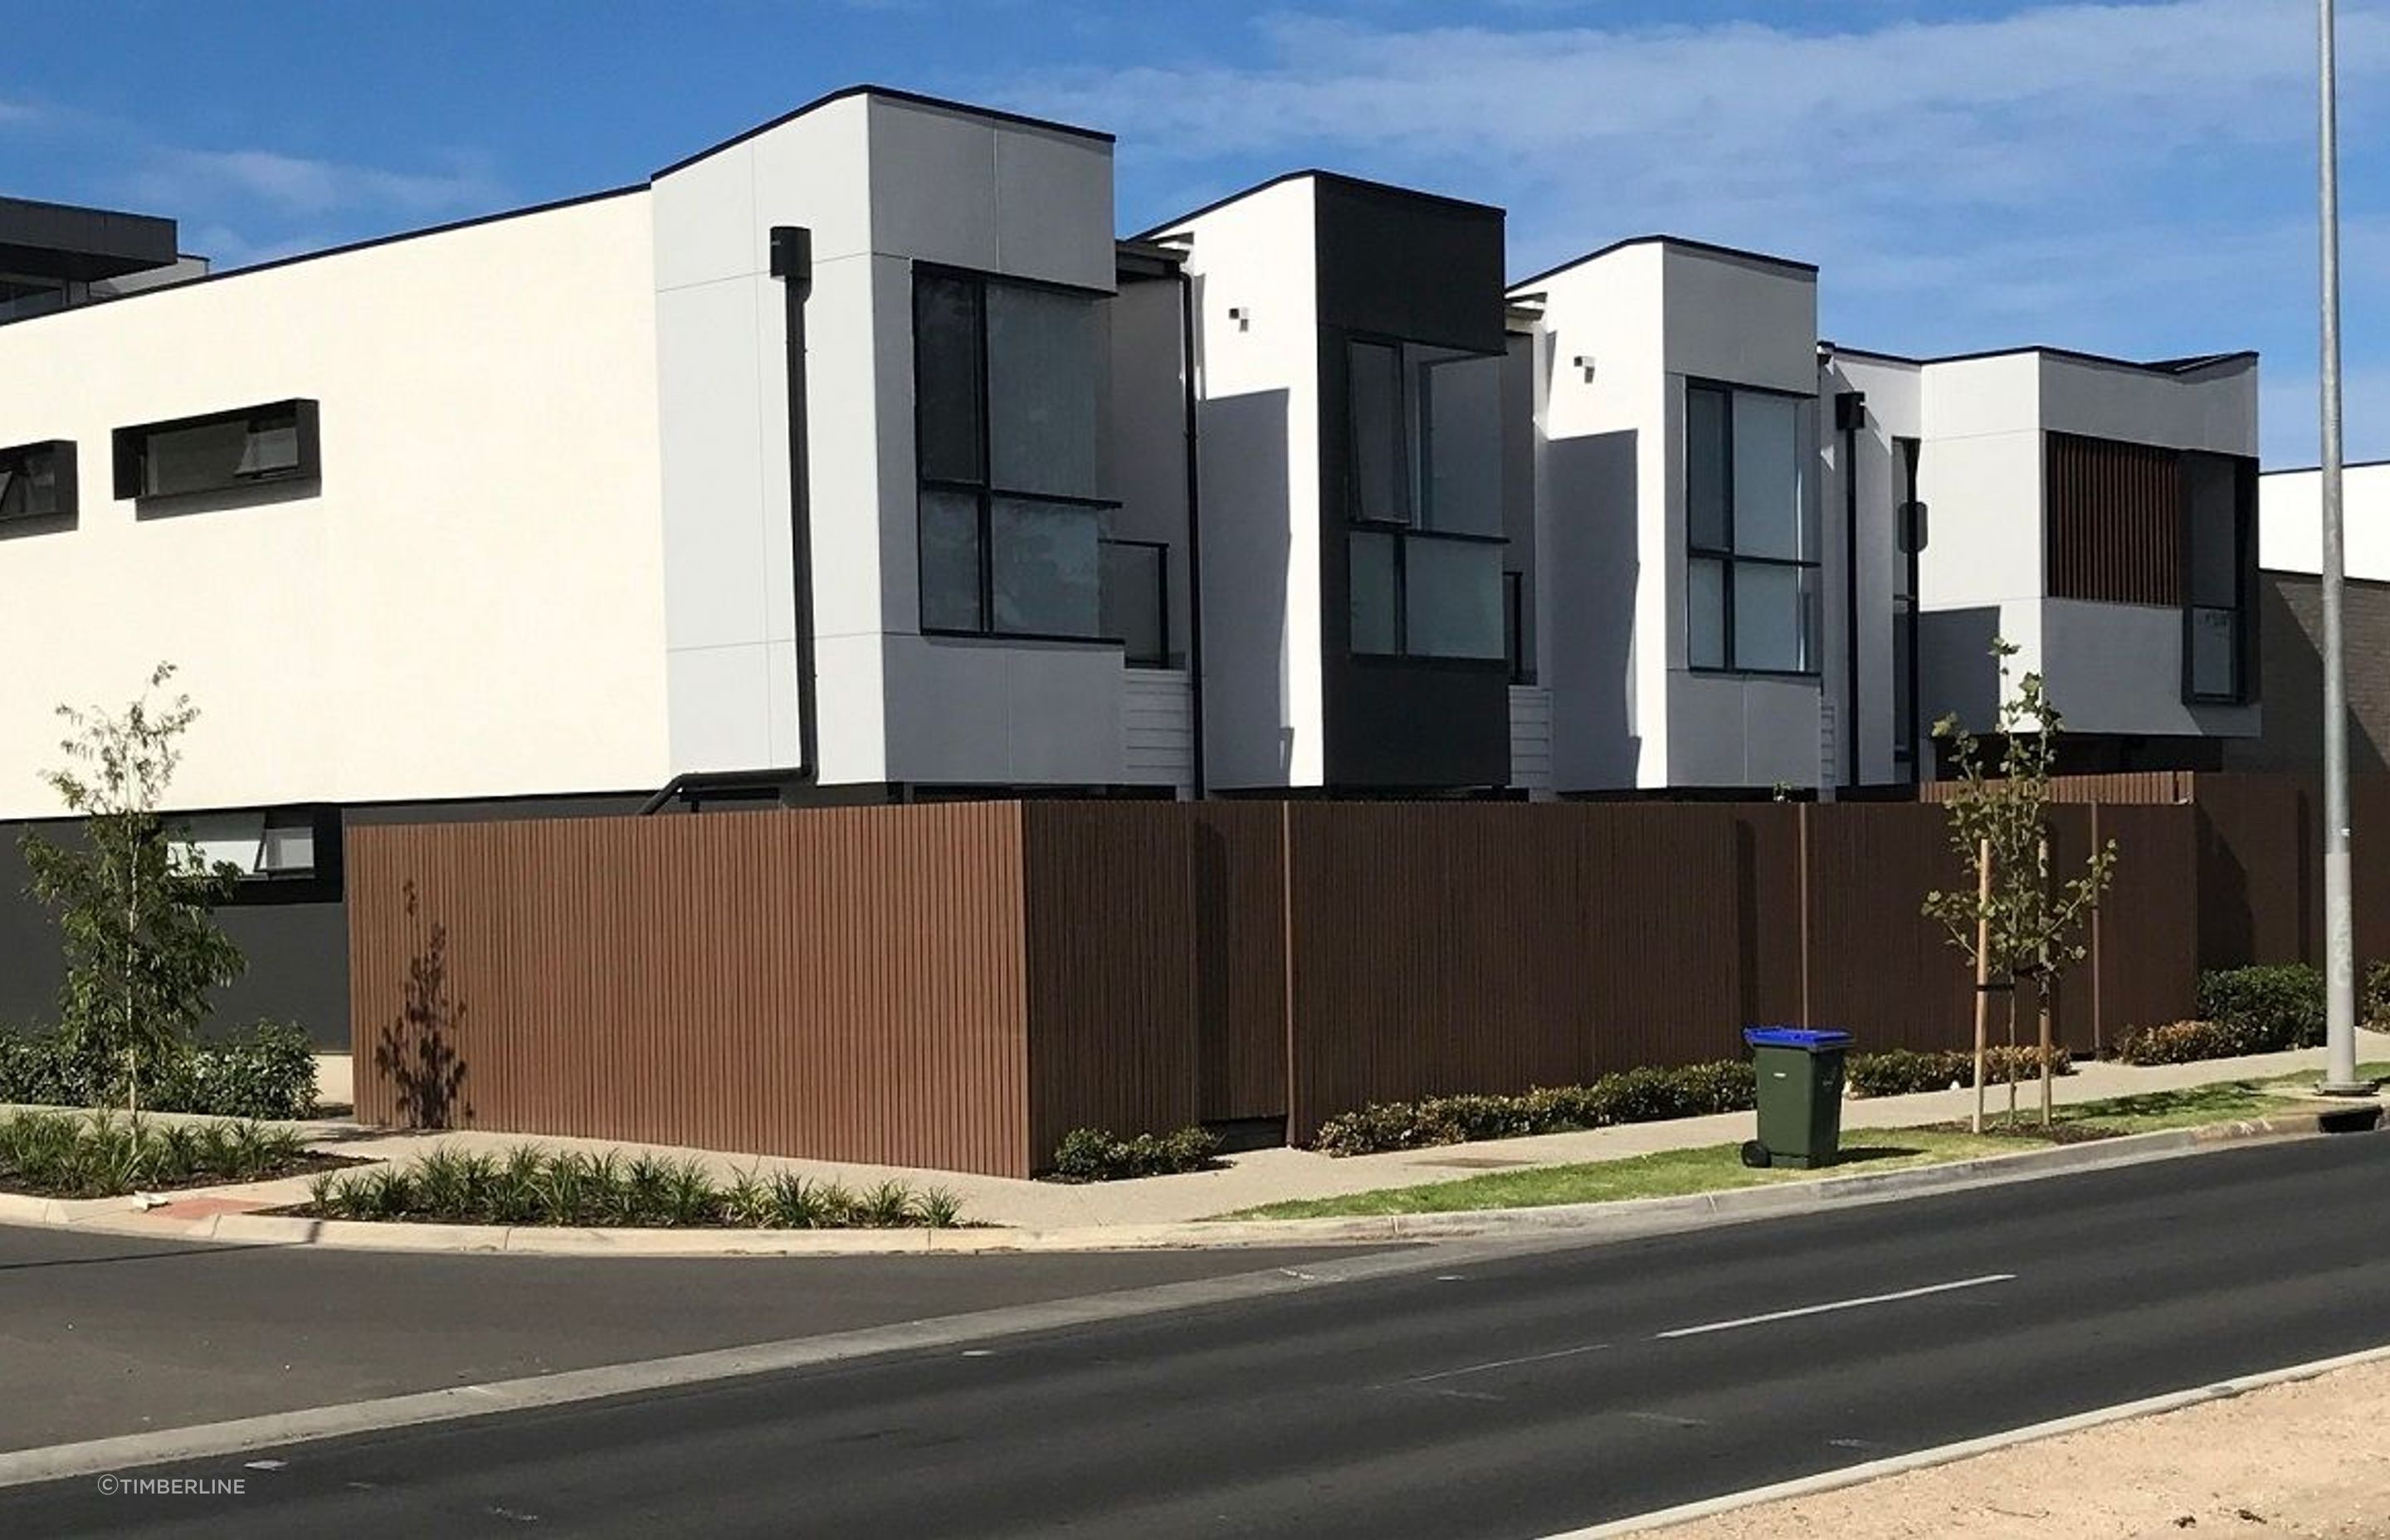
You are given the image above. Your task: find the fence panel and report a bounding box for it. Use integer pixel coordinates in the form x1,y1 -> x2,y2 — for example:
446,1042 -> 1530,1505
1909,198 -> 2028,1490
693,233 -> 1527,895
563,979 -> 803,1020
349,803 -> 1036,1177
1021,803 -> 1203,1162
1281,803 -> 1740,1142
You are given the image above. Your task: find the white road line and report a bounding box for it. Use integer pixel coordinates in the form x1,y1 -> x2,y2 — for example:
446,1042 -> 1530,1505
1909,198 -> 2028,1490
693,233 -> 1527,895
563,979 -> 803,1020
1403,1341 -> 1611,1385
1654,1274 -> 2017,1339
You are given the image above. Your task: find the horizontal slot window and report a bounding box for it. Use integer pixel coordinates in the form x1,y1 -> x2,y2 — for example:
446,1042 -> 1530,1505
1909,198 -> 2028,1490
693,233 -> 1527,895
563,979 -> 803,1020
0,439 -> 75,520
114,399 -> 319,500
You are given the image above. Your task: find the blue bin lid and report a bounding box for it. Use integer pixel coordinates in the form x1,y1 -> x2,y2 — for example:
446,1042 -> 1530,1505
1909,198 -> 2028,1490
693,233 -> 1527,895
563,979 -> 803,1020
1744,1026 -> 1853,1050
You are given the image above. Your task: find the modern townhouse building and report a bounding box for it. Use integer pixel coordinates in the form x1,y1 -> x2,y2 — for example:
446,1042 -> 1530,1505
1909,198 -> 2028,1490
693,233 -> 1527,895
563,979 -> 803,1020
1141,172 -> 1515,795
1504,239 -> 2261,797
1827,344 -> 2262,779
1509,236 -> 1828,796
0,86 -> 1200,1040
2241,460 -> 2390,773
0,80 -> 2269,1045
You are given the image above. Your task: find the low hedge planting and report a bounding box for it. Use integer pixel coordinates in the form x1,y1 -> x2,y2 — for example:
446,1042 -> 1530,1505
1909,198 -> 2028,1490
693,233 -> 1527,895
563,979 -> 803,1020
0,1021 -> 318,1121
2111,965 -> 2333,1066
305,1148 -> 964,1230
1844,1046 -> 2073,1099
2112,1019 -> 2249,1065
1048,1125 -> 1223,1182
1312,1060 -> 1757,1158
0,1109 -> 318,1198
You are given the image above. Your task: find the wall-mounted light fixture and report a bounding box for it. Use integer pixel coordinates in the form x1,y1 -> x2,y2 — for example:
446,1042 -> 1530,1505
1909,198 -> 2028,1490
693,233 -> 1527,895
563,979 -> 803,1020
1227,305 -> 1251,332
1572,353 -> 1596,383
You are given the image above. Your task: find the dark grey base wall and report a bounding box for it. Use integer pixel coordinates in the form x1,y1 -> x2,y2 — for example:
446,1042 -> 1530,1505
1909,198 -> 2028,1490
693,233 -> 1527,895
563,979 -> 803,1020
0,833 -> 350,1049
0,793 -> 650,1053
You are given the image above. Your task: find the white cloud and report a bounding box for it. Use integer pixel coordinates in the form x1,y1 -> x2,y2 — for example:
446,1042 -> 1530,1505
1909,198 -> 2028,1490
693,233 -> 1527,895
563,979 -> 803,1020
1003,0 -> 2390,458
124,147 -> 500,223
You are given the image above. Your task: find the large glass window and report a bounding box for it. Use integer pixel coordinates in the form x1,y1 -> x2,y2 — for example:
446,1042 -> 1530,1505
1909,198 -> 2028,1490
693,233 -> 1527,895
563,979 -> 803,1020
1345,339 -> 1505,660
914,269 -> 1114,641
1685,382 -> 1817,674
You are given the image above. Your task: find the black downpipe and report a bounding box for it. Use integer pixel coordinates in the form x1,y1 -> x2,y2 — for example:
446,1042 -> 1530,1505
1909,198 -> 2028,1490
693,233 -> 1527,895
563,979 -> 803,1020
772,225 -> 822,784
1835,391 -> 1866,789
1178,267 -> 1208,798
643,226 -> 820,816
1898,437 -> 1925,787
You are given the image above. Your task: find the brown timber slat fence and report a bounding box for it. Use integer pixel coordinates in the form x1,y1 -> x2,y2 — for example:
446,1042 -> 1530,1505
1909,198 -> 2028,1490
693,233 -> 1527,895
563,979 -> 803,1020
350,777 -> 2368,1172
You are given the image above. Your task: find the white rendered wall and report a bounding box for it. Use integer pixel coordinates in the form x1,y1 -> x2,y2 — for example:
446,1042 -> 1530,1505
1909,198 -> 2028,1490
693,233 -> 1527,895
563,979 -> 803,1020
1161,178 -> 1324,790
651,92 -> 1128,790
1524,244 -> 1666,791
0,192 -> 669,821
651,96 -> 875,782
2261,462 -> 2390,578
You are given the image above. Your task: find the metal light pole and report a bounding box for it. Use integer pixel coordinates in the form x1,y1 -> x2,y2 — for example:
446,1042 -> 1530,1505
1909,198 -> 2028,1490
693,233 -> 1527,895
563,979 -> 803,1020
2318,0 -> 2368,1094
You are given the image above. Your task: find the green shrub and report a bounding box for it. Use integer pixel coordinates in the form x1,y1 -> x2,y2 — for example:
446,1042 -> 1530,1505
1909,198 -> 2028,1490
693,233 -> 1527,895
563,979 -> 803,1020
2364,961 -> 2390,1027
0,1109 -> 310,1198
1845,1046 -> 2073,1099
1310,1059 -> 1758,1158
2193,965 -> 2326,1055
1049,1125 -> 1224,1182
304,1147 -> 962,1229
0,1021 -> 315,1120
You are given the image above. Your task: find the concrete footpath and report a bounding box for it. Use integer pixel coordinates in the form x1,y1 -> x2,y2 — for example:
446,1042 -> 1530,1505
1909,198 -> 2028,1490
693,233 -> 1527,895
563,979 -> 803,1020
2,1034 -> 2380,1257
305,1031 -> 2390,1228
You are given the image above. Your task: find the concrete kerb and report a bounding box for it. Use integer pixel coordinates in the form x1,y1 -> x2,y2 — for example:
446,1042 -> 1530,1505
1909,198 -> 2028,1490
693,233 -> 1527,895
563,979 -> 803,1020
7,1105 -> 2373,1258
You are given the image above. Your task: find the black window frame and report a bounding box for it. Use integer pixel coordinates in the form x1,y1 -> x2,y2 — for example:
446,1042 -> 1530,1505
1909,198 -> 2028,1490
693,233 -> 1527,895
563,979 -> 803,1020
0,439 -> 76,522
1685,378 -> 1819,679
1503,570 -> 1534,685
2182,451 -> 2257,707
911,263 -> 1119,646
113,398 -> 319,501
1098,536 -> 1172,668
1343,334 -> 1508,665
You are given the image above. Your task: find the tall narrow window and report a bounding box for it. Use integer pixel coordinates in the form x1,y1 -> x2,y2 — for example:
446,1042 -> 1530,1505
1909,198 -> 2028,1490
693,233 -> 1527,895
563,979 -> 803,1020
2184,451 -> 2251,703
914,270 -> 1114,641
1345,339 -> 1505,660
1685,383 -> 1817,675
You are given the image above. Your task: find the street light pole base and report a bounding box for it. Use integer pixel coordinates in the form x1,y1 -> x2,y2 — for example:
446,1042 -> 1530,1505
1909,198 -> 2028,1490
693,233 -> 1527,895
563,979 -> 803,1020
2314,1079 -> 2378,1098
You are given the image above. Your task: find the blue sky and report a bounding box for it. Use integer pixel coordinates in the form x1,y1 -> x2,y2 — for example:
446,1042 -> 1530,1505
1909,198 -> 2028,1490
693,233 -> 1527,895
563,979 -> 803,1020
5,0 -> 2383,465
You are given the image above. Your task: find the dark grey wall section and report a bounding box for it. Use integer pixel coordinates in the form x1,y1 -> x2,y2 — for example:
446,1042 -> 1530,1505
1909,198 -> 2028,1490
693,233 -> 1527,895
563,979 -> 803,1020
0,792 -> 650,1051
1311,178 -> 1507,353
1312,178 -> 1512,790
2228,572 -> 2390,777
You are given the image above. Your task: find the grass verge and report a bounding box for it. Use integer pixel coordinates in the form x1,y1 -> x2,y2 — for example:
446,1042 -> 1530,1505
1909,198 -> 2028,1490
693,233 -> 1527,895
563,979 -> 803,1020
1225,1073 -> 2373,1221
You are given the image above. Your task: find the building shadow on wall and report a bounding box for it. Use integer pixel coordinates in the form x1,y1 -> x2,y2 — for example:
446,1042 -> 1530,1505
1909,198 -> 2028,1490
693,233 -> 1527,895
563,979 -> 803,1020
1542,430 -> 1641,784
1190,380 -> 1292,786
372,880 -> 472,1128
1917,606 -> 2005,733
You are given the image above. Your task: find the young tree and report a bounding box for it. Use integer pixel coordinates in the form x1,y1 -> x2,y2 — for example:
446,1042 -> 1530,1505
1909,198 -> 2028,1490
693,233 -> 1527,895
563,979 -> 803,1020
18,664 -> 245,1111
1924,641 -> 2118,1130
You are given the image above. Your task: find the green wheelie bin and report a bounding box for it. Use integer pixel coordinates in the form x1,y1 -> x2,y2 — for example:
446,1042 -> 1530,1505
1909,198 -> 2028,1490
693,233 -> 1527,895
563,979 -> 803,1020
1739,1026 -> 1851,1169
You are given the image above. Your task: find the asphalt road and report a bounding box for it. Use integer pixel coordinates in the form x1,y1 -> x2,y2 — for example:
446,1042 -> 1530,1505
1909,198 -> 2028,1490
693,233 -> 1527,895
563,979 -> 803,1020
0,1225 -> 1356,1450
11,1133 -> 2390,1538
